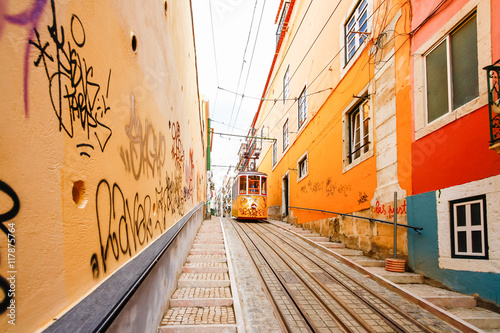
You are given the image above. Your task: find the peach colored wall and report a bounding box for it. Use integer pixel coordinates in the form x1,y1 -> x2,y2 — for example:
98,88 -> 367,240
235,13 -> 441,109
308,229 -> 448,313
0,1 -> 205,332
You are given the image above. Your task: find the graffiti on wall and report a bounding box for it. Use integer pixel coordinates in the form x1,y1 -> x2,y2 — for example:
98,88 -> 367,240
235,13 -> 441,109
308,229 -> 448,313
300,178 -> 352,198
358,192 -> 368,204
90,174 -> 184,278
373,200 -> 407,219
120,96 -> 167,180
29,0 -> 112,157
170,121 -> 185,171
183,149 -> 195,202
0,0 -> 47,117
0,181 -> 20,315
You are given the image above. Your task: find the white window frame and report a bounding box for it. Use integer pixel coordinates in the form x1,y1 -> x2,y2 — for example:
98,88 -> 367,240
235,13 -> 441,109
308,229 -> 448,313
348,101 -> 370,163
340,0 -> 372,76
342,88 -> 373,173
450,195 -> 488,259
272,140 -> 278,167
424,14 -> 479,125
297,151 -> 309,182
283,65 -> 290,105
413,0 -> 491,140
298,85 -> 307,130
345,0 -> 369,64
283,119 -> 289,151
436,175 -> 500,273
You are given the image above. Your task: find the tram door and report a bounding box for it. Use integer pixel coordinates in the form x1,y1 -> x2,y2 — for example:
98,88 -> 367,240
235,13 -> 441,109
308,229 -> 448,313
282,174 -> 289,217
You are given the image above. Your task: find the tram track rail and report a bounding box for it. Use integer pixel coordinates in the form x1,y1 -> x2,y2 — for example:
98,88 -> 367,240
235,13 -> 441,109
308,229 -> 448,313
229,218 -> 460,333
254,222 -> 434,332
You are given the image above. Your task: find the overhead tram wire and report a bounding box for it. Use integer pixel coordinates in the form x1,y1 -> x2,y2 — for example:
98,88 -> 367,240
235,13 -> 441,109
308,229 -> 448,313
210,118 -> 249,134
231,0 -> 268,132
227,0 -> 260,131
218,86 -> 333,102
209,0 -> 221,118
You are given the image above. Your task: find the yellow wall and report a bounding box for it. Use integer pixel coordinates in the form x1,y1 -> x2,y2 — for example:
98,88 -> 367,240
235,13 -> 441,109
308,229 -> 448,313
0,1 -> 205,331
256,0 -> 411,257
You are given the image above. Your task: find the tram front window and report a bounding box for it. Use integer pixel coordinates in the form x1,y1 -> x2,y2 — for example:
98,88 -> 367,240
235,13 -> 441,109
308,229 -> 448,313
248,176 -> 260,194
239,176 -> 247,194
261,177 -> 267,195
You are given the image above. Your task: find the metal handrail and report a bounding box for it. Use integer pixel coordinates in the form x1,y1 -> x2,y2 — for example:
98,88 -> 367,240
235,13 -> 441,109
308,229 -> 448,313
288,206 -> 422,232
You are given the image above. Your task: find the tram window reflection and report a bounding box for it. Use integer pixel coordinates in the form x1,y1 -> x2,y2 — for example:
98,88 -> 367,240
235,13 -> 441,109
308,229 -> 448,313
239,176 -> 247,194
248,176 -> 260,194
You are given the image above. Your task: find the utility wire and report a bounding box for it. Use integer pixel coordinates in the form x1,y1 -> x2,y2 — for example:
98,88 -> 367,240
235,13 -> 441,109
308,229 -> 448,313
218,86 -> 332,102
208,0 -> 221,118
227,0 -> 260,130
231,0 -> 268,132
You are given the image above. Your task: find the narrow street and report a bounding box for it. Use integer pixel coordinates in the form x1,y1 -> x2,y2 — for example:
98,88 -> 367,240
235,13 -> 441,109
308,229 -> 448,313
159,217 -> 500,332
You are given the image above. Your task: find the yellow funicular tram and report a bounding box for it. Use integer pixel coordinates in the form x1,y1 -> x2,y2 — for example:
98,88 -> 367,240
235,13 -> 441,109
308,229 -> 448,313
231,170 -> 268,220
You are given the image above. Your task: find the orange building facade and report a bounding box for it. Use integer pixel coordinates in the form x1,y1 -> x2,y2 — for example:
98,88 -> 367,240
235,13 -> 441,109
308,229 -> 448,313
242,0 -> 414,259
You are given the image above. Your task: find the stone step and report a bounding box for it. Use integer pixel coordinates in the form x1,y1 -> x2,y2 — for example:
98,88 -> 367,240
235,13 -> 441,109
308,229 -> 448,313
196,233 -> 222,237
193,241 -> 225,246
195,236 -> 223,240
445,307 -> 500,329
183,266 -> 228,274
170,298 -> 233,307
172,287 -> 232,300
350,257 -> 385,267
159,324 -> 237,333
178,279 -> 231,288
364,267 -> 424,284
189,249 -> 226,256
318,242 -> 346,249
186,255 -> 227,263
331,248 -> 364,256
290,228 -> 312,234
305,236 -> 330,242
400,284 -> 477,308
178,273 -> 230,288
160,306 -> 236,331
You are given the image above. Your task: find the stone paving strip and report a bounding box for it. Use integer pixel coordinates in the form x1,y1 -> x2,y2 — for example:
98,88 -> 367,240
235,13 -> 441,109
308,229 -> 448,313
158,219 -> 239,333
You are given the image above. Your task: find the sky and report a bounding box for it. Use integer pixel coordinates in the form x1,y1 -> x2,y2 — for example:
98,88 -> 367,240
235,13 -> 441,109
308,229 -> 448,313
191,0 -> 281,190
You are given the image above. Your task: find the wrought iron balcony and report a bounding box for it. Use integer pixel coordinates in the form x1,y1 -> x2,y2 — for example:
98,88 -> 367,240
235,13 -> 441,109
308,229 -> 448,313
484,60 -> 500,153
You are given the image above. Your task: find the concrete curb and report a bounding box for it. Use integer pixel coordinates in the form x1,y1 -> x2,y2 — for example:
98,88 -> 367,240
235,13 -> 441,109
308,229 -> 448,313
220,217 -> 247,333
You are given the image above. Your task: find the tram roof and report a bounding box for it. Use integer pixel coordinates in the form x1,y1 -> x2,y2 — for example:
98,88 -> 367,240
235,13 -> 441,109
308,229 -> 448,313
236,170 -> 267,177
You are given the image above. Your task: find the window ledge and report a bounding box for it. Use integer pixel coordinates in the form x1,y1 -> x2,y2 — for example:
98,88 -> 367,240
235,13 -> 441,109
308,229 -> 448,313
342,149 -> 373,173
415,94 -> 487,141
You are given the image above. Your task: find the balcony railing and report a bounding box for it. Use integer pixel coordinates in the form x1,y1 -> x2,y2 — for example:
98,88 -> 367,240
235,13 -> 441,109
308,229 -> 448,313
484,60 -> 500,153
